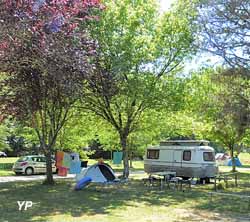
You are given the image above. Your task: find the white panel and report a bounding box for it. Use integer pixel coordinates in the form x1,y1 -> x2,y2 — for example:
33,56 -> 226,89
160,149 -> 173,162
173,150 -> 182,162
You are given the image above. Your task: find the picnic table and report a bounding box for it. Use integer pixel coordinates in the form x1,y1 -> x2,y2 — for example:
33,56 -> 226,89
214,172 -> 239,191
147,171 -> 177,189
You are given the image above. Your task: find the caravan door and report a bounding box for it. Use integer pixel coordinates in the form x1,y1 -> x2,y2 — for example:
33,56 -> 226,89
173,150 -> 182,168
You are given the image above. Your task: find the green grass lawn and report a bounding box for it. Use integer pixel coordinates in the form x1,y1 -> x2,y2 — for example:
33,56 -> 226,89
0,155 -> 250,221
0,170 -> 250,222
0,157 -> 18,163
239,153 -> 250,166
0,169 -> 15,176
0,157 -> 18,176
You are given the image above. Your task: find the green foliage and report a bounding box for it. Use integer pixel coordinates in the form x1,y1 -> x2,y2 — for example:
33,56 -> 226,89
6,135 -> 25,155
81,0 -> 198,177
0,124 -> 8,151
0,120 -> 40,155
181,67 -> 250,171
0,0 -> 201,171
56,112 -> 119,152
209,69 -> 250,150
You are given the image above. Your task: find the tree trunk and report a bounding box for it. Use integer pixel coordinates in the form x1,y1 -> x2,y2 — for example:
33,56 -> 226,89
44,148 -> 55,185
230,146 -> 236,172
120,135 -> 129,178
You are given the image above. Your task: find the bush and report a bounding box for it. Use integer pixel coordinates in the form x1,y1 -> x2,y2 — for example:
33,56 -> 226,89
0,163 -> 13,170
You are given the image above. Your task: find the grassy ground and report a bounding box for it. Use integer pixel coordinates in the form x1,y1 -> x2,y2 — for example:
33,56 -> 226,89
0,157 -> 18,176
0,157 -> 18,163
239,153 -> 250,166
0,169 -> 250,222
0,169 -> 15,176
0,155 -> 250,221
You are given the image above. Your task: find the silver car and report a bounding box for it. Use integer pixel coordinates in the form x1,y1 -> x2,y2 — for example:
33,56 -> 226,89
13,155 -> 57,175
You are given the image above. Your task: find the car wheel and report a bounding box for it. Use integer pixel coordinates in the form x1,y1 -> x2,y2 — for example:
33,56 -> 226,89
25,167 -> 34,176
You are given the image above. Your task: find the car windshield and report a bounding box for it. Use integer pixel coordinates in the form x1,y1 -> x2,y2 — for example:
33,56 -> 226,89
17,157 -> 29,162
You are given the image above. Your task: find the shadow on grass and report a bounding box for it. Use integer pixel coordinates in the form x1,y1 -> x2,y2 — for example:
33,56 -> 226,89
0,179 -> 181,222
194,172 -> 250,219
0,176 -> 250,222
196,191 -> 250,221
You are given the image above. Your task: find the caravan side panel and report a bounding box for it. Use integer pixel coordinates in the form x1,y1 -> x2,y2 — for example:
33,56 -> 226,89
144,147 -> 217,178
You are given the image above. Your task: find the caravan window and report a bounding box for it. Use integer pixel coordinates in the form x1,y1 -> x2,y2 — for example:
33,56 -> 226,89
147,149 -> 159,159
183,150 -> 191,161
203,152 -> 215,161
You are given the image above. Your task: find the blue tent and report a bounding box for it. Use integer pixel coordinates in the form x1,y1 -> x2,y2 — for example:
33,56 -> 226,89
227,157 -> 242,167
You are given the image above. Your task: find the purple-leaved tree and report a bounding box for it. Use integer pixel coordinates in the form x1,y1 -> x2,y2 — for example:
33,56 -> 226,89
0,0 -> 100,184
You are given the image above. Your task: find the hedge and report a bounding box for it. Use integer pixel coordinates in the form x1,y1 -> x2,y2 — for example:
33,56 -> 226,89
0,163 -> 13,170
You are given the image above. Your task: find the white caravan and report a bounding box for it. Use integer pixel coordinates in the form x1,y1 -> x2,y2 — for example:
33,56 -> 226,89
144,140 -> 218,179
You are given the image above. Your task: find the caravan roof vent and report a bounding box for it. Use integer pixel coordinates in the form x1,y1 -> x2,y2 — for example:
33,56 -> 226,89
160,140 -> 209,146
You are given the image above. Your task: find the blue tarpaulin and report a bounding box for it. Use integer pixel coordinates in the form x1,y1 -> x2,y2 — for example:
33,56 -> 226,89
113,151 -> 123,164
69,161 -> 81,174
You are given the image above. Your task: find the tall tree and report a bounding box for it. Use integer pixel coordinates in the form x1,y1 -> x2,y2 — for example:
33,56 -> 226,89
197,0 -> 250,68
212,68 -> 250,171
80,0 -> 197,178
185,67 -> 250,171
0,0 -> 100,184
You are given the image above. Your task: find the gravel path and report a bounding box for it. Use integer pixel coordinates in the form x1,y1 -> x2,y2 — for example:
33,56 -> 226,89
0,170 -> 146,183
